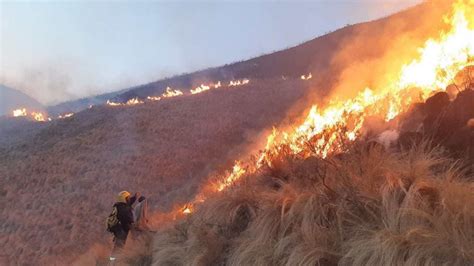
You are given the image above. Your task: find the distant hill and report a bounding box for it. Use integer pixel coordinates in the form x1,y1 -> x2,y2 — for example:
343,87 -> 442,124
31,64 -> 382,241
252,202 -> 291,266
0,85 -> 45,116
46,87 -> 129,116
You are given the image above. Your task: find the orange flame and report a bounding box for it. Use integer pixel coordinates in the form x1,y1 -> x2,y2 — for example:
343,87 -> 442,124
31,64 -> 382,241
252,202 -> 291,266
126,98 -> 144,105
58,113 -> 74,119
190,84 -> 211,95
216,161 -> 246,192
300,73 -> 312,80
12,108 -> 27,117
181,205 -> 192,214
162,87 -> 184,98
106,100 -> 121,106
147,96 -> 161,101
250,0 -> 474,178
190,81 -> 223,95
106,97 -> 144,106
31,112 -> 46,122
229,79 -> 250,87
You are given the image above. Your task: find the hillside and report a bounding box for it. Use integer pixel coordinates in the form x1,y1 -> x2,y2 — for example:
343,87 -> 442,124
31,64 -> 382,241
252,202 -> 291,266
46,88 -> 129,117
0,85 -> 45,116
0,79 -> 308,265
0,1 -> 466,265
152,91 -> 474,265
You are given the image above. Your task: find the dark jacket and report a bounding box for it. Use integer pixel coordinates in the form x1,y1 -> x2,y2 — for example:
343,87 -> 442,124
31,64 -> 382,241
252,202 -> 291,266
114,195 -> 137,232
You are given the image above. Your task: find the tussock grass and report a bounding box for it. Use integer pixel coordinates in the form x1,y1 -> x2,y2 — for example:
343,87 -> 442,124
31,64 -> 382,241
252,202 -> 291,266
152,142 -> 474,265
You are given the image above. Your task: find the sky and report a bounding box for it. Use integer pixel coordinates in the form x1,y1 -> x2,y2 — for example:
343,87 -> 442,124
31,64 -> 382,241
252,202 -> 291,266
0,0 -> 422,106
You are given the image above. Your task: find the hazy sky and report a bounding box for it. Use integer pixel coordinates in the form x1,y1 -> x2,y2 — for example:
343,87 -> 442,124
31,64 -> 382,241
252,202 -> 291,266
0,0 -> 422,105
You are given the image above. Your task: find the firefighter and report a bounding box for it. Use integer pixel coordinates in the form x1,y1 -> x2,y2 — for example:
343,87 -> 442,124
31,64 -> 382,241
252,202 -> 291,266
107,191 -> 138,261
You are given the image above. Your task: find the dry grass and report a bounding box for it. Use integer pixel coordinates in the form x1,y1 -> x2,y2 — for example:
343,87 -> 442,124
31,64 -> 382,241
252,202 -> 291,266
152,142 -> 474,266
0,79 -> 307,265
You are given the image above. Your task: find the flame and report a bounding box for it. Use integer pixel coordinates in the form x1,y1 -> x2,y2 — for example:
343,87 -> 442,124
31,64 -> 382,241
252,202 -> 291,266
216,161 -> 246,192
58,113 -> 74,119
190,81 -> 223,95
13,108 -> 27,117
175,1 -> 474,214
11,108 -> 49,122
399,0 -> 474,92
301,73 -> 312,80
229,79 -> 250,86
190,84 -> 211,95
106,97 -> 144,106
181,205 -> 192,214
126,98 -> 144,105
31,112 -> 46,122
106,100 -> 122,106
162,87 -> 184,98
249,0 -> 474,180
147,96 -> 161,101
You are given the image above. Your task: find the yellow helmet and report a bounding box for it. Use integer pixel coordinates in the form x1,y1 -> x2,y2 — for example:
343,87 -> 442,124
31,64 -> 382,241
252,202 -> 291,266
117,191 -> 131,203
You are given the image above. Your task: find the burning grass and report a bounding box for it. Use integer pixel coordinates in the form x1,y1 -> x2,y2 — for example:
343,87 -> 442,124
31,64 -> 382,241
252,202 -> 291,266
152,142 -> 474,265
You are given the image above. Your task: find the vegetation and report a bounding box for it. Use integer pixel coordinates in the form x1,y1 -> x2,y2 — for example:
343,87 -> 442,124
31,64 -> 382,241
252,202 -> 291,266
0,79 -> 307,265
152,141 -> 474,265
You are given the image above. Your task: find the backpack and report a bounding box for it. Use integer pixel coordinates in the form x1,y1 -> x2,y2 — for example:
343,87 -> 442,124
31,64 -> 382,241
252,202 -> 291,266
106,205 -> 120,233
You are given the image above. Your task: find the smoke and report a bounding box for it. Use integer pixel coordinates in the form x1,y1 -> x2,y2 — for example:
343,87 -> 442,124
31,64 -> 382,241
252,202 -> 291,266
0,64 -> 77,105
377,130 -> 400,148
0,58 -> 175,106
325,1 -> 452,103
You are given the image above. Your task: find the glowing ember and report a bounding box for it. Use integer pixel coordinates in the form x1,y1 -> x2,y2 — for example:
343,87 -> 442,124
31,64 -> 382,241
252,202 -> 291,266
12,108 -> 27,117
214,81 -> 222,89
301,73 -> 312,80
162,87 -> 184,98
182,205 -> 192,214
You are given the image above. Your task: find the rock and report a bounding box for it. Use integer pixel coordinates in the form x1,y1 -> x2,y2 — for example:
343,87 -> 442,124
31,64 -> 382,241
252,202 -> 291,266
397,131 -> 424,150
424,91 -> 450,115
422,92 -> 450,134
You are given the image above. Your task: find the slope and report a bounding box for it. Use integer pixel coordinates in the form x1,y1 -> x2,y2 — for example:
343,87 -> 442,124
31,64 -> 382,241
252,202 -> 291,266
0,1 -> 457,264
0,84 -> 45,116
